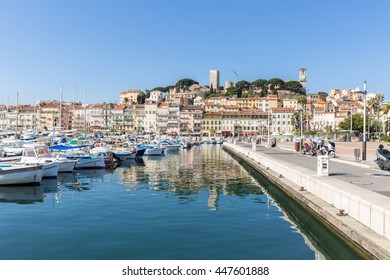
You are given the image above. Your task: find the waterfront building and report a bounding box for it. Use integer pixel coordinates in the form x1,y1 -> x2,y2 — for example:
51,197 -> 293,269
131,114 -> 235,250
72,105 -> 87,132
38,104 -> 61,130
129,104 -> 145,133
111,104 -> 126,132
178,105 -> 203,136
209,69 -> 220,92
167,103 -> 180,135
0,105 -> 7,129
178,108 -> 191,136
18,106 -> 37,129
312,110 -> 336,132
123,106 -> 134,132
88,104 -> 106,131
157,102 -> 169,134
120,89 -> 142,104
6,106 -> 17,130
202,112 -> 222,136
144,101 -> 158,133
221,109 -> 267,137
270,108 -> 295,135
189,105 -> 203,136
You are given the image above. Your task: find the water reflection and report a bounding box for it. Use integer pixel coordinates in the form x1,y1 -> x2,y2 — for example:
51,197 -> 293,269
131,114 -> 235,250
0,145 -> 365,260
115,145 -> 266,211
0,185 -> 43,204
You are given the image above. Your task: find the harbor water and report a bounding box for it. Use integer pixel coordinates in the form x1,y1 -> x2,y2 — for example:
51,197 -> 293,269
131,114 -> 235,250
0,145 -> 365,260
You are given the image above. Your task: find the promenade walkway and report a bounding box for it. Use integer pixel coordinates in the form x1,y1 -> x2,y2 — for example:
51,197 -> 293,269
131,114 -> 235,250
223,140 -> 390,259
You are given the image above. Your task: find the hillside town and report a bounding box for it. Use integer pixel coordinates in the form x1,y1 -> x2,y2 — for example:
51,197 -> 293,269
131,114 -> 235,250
1,68 -> 390,140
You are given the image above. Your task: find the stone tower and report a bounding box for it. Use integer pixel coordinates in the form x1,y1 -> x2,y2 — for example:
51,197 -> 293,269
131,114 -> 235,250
299,68 -> 307,93
209,70 -> 220,93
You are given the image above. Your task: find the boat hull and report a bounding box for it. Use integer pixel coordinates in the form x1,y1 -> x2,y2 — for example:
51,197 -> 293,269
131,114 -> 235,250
58,159 -> 77,173
0,165 -> 43,186
73,157 -> 106,169
145,148 -> 163,156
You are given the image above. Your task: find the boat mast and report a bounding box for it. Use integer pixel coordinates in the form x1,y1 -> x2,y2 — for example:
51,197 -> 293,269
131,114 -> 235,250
73,80 -> 75,131
84,88 -> 86,138
16,92 -> 19,138
59,84 -> 63,131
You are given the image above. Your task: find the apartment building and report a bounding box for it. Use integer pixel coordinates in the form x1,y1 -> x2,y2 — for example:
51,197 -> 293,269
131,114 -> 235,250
120,89 -> 142,104
156,102 -> 169,134
270,108 -> 295,135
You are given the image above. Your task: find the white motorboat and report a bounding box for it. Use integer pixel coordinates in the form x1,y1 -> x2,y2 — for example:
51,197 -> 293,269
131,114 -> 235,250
1,139 -> 24,156
139,144 -> 164,156
89,147 -> 116,168
56,156 -> 78,172
159,140 -> 181,151
0,164 -> 43,186
65,151 -> 106,169
20,144 -> 59,179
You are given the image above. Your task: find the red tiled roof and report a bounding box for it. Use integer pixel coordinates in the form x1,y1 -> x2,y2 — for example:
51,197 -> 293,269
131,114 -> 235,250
121,89 -> 141,94
41,104 -> 59,109
272,107 -> 295,111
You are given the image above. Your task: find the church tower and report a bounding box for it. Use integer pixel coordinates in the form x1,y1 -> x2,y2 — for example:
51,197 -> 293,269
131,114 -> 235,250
299,68 -> 306,93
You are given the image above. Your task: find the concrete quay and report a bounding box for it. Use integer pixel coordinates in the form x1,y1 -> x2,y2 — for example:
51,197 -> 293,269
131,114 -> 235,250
222,141 -> 390,259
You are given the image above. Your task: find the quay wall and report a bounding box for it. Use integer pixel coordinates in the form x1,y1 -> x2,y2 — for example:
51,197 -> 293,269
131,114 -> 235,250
223,142 -> 390,259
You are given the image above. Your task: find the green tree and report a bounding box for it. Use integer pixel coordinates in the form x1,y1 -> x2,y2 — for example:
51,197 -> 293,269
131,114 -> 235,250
175,78 -> 198,90
267,78 -> 285,93
151,87 -> 167,92
368,93 -> 384,133
338,113 -> 364,131
235,80 -> 251,98
318,92 -> 328,101
137,92 -> 146,104
297,95 -> 306,110
285,80 -> 303,94
225,86 -> 239,97
252,79 -> 268,89
164,85 -> 175,93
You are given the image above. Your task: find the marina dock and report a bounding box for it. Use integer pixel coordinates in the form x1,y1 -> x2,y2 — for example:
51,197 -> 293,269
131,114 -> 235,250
223,141 -> 390,259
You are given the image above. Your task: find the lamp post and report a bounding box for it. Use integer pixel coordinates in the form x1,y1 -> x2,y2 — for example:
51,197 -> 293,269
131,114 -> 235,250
267,110 -> 271,146
300,109 -> 303,150
350,107 -> 353,133
362,81 -> 367,161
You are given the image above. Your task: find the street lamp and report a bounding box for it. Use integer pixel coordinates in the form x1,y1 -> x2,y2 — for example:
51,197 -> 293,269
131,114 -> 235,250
350,106 -> 353,133
267,109 -> 271,146
362,81 -> 367,161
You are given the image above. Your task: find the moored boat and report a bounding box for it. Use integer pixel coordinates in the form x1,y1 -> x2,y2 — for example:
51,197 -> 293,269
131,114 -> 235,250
0,164 -> 43,186
19,144 -> 60,178
65,151 -> 106,169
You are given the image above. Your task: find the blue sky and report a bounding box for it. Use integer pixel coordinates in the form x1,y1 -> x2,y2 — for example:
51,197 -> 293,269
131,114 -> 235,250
1,0 -> 389,105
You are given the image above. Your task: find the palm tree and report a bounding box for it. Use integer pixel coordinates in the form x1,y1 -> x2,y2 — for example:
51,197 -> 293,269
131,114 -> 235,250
381,103 -> 390,134
368,93 -> 384,133
297,95 -> 306,110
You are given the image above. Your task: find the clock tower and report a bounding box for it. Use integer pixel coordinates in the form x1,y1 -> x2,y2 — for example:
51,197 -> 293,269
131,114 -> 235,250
299,68 -> 307,93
